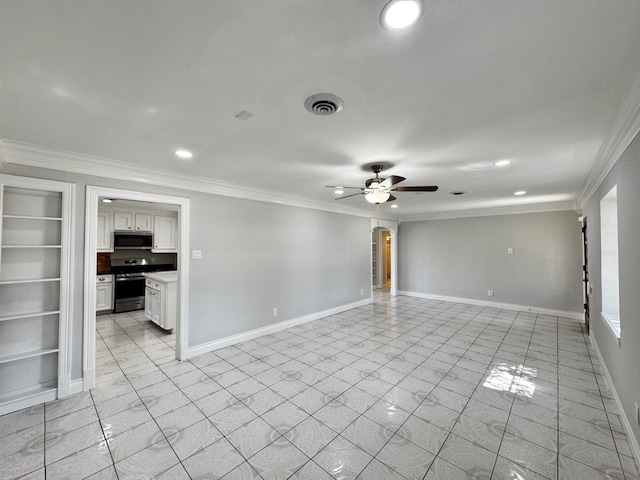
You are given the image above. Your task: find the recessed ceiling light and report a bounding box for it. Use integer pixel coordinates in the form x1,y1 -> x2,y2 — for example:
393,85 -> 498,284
390,204 -> 399,208
334,188 -> 344,195
514,190 -> 527,196
494,160 -> 511,167
175,149 -> 193,159
101,198 -> 113,203
380,0 -> 424,32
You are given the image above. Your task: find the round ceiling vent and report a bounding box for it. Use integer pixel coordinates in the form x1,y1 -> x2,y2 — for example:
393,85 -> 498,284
304,93 -> 344,116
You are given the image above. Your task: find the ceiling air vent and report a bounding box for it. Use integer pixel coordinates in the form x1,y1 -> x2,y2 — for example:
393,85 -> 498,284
304,93 -> 344,116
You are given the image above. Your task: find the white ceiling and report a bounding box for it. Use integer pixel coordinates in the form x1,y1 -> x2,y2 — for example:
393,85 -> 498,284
2,1 -> 640,218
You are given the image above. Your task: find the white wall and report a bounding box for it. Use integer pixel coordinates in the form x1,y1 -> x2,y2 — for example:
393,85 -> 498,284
397,210 -> 584,315
584,130 -> 640,454
0,163 -> 372,379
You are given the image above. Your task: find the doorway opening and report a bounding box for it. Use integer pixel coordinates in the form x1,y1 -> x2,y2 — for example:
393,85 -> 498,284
372,227 -> 392,292
83,186 -> 190,390
370,218 -> 398,296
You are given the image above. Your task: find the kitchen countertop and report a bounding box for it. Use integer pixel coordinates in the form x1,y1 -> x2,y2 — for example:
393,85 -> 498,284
145,271 -> 178,283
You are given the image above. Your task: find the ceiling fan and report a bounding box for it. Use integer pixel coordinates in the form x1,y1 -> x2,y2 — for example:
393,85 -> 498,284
327,165 -> 438,204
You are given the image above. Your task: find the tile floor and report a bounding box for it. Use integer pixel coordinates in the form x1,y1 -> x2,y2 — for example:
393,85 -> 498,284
1,291 -> 639,479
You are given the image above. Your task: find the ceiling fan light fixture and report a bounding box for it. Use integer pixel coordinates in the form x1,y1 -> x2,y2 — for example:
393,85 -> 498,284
380,0 -> 424,32
365,191 -> 391,204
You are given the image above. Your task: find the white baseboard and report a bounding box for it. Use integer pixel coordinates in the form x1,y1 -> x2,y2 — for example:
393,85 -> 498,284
590,332 -> 640,474
397,290 -> 584,321
83,368 -> 96,390
57,373 -> 71,398
186,298 -> 372,359
69,378 -> 84,396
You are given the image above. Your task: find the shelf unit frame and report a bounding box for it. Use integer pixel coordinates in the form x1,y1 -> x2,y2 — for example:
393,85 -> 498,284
0,174 -> 75,415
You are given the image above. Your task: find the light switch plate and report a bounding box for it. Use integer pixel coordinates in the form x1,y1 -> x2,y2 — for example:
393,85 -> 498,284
191,249 -> 202,259
507,248 -> 514,255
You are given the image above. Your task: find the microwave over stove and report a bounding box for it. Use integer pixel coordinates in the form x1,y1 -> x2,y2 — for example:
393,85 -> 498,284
113,231 -> 153,250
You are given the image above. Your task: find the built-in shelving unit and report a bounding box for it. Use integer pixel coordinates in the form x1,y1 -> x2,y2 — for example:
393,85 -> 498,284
0,175 -> 74,415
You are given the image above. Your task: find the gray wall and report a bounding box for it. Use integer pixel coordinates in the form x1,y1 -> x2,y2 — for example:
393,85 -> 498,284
188,192 -> 371,343
398,210 -> 584,314
0,163 -> 372,379
584,131 -> 640,448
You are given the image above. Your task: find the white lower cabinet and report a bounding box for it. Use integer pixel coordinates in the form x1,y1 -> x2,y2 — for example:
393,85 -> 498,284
144,272 -> 177,331
96,275 -> 113,312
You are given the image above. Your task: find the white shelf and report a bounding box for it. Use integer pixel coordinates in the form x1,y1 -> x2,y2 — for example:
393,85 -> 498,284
0,310 -> 60,323
1,245 -> 62,249
0,384 -> 57,416
0,278 -> 61,285
2,214 -> 63,221
0,348 -> 58,365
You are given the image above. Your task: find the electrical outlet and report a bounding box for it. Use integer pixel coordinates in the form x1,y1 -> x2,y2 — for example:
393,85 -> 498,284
360,289 -> 364,295
507,248 -> 514,255
488,290 -> 494,297
191,249 -> 202,259
272,307 -> 278,317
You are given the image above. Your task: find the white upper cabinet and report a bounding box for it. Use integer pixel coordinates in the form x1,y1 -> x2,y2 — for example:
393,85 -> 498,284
97,210 -> 114,252
115,211 -> 153,232
134,213 -> 152,232
113,211 -> 134,231
152,215 -> 178,253
100,208 -> 177,252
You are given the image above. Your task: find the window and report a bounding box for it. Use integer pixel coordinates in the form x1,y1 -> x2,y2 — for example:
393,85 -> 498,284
600,185 -> 620,337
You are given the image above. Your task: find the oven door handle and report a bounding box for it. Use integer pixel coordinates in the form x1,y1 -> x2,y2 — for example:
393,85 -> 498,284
115,276 -> 145,282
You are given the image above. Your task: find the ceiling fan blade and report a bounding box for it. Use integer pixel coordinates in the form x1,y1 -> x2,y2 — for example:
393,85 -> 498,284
380,175 -> 405,188
386,194 -> 397,202
325,185 -> 364,190
392,186 -> 439,192
334,192 -> 364,200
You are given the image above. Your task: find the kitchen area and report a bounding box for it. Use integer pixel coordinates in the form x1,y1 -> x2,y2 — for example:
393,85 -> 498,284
96,200 -> 179,332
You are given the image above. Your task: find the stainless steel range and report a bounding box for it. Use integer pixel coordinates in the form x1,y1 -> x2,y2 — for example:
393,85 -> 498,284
111,258 -> 175,313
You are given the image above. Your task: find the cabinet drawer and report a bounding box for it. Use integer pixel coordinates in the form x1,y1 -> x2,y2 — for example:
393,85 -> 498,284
96,275 -> 113,283
145,278 -> 160,289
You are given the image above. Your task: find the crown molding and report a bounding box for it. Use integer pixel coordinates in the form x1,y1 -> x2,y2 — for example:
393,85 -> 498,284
398,200 -> 578,223
2,140 -> 397,221
578,61 -> 640,208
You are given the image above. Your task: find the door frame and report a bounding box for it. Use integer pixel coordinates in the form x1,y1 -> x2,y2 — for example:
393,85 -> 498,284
83,186 -> 190,390
582,216 -> 590,333
371,218 -> 397,296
